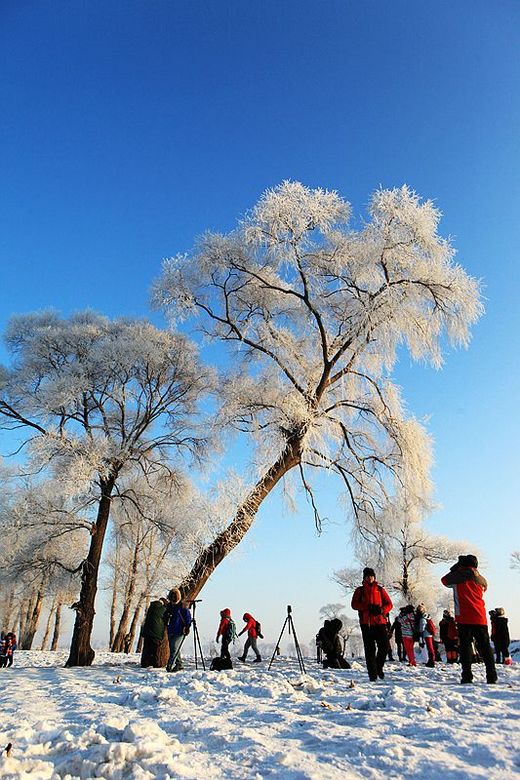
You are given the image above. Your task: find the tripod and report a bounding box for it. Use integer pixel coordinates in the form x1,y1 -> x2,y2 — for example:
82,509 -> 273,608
268,605 -> 306,674
189,599 -> 206,671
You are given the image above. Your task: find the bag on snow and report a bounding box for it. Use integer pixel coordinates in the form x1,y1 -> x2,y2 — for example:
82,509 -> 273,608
210,656 -> 233,671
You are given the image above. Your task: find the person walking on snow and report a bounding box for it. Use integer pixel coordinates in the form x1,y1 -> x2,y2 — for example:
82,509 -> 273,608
416,604 -> 436,667
238,612 -> 262,663
351,567 -> 393,681
163,588 -> 192,672
216,608 -> 235,661
441,555 -> 497,685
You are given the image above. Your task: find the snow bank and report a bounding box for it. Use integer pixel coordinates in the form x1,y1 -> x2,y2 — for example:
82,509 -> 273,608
1,650 -> 519,779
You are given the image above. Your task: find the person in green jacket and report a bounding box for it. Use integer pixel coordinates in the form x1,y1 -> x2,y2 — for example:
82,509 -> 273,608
140,597 -> 168,667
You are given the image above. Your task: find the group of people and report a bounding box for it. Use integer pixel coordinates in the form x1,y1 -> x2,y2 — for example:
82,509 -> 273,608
139,553 -> 511,686
350,556 -> 512,685
0,631 -> 17,667
140,589 -> 263,671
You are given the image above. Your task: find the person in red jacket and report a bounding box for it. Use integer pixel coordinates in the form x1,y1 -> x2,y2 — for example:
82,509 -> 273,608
441,555 -> 497,685
238,612 -> 262,663
351,567 -> 393,681
215,608 -> 235,661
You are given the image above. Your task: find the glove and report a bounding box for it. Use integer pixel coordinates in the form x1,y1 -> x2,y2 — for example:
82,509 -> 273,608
369,605 -> 382,616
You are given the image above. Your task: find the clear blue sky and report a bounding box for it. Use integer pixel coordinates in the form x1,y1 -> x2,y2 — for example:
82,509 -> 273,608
1,1 -> 519,647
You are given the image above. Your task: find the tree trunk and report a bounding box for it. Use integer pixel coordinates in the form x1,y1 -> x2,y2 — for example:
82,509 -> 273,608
125,597 -> 144,654
402,544 -> 410,601
2,587 -> 15,632
157,632 -> 170,667
51,602 -> 62,651
180,435 -> 302,599
22,587 -> 45,650
20,592 -> 36,649
109,579 -> 118,650
66,477 -> 115,666
111,539 -> 140,652
17,602 -> 26,643
40,597 -> 56,651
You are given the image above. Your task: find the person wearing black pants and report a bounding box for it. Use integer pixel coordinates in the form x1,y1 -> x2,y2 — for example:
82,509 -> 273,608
361,624 -> 391,680
458,624 -> 497,683
442,555 -> 497,685
352,567 -> 393,681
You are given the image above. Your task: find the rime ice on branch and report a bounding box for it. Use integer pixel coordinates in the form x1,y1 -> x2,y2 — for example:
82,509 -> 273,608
154,181 -> 483,598
0,313 -> 211,665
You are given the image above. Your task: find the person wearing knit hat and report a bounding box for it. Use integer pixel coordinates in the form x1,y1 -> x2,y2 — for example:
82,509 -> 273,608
163,587 -> 192,672
351,568 -> 393,681
441,556 -> 497,684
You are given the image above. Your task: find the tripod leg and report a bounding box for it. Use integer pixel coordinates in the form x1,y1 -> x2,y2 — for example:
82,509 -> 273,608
268,616 -> 289,671
169,635 -> 187,671
192,619 -> 198,670
289,616 -> 306,674
194,623 -> 206,671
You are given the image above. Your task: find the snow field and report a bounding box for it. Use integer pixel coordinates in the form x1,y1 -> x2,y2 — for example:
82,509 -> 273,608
0,650 -> 519,779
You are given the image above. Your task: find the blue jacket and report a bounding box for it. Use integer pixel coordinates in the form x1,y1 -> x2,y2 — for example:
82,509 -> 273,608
164,603 -> 192,637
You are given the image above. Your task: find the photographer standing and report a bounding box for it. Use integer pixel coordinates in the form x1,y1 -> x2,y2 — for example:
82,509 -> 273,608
164,588 -> 192,673
351,567 -> 393,681
441,555 -> 497,685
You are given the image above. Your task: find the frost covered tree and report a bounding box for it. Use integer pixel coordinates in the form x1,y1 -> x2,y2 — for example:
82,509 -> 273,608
334,494 -> 469,610
0,312 -> 211,665
511,552 -> 520,572
334,497 -> 466,608
106,473 -> 205,653
154,181 -> 482,599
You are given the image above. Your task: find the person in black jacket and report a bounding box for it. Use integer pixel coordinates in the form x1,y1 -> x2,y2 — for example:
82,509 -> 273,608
389,611 -> 405,662
140,597 -> 168,667
319,618 -> 351,669
493,607 -> 511,663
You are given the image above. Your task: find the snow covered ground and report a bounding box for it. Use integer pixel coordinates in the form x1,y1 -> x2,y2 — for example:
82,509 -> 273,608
1,649 -> 519,779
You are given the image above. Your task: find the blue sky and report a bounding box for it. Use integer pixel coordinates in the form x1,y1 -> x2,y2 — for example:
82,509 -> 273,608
1,1 -> 519,646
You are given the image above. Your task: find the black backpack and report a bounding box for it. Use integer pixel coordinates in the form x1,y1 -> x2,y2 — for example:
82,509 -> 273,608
255,620 -> 264,639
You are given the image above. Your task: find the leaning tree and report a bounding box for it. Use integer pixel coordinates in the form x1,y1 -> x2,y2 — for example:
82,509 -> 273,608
0,311 -> 211,665
154,180 -> 483,599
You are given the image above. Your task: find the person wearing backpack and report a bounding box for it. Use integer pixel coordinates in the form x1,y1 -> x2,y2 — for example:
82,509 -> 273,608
163,588 -> 192,672
441,555 -> 497,685
216,608 -> 236,661
351,567 -> 393,681
416,604 -> 436,667
238,612 -> 262,663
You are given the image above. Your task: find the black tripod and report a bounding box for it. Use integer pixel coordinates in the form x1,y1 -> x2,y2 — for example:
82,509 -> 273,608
189,599 -> 206,671
268,605 -> 306,674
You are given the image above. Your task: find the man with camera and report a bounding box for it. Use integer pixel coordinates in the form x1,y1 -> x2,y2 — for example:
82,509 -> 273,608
351,567 -> 393,681
441,555 -> 497,685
